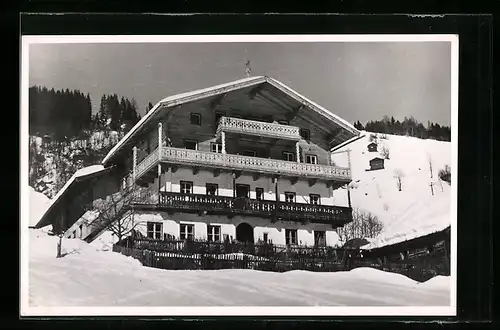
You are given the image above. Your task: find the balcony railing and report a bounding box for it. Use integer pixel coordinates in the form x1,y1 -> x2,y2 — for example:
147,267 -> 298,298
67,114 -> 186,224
216,116 -> 301,140
159,147 -> 351,180
139,192 -> 352,225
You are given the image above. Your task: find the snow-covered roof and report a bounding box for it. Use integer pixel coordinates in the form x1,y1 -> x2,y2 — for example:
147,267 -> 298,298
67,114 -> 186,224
33,165 -> 112,229
102,76 -> 360,165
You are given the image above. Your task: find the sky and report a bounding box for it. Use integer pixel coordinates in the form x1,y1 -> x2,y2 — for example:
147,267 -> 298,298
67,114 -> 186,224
28,41 -> 452,126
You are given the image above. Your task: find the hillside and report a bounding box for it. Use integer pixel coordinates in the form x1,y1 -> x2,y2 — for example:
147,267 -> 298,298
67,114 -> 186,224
331,131 -> 452,249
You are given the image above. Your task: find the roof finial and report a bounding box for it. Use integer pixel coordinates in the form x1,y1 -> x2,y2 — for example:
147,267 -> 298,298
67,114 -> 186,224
244,59 -> 252,77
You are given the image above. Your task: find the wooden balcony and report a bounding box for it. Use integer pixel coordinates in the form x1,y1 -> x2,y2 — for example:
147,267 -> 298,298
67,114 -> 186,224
135,146 -> 351,183
132,191 -> 352,227
216,116 -> 301,141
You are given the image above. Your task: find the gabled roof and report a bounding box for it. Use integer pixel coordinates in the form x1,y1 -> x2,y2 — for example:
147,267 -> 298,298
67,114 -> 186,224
34,165 -> 114,229
370,157 -> 384,162
368,142 -> 378,146
102,76 -> 360,165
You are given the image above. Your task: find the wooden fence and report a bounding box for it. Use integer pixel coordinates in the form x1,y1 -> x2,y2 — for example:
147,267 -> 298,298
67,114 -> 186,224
113,238 -> 449,282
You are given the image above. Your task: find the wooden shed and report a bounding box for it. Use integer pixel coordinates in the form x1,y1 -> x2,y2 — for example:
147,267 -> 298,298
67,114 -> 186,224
369,157 -> 385,170
367,142 -> 378,152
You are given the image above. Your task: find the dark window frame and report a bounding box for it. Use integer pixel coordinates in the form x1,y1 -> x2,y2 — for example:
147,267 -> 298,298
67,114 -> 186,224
242,149 -> 257,157
255,187 -> 264,200
305,154 -> 318,164
147,222 -> 163,240
282,151 -> 296,162
235,184 -> 251,198
309,194 -> 321,205
207,225 -> 221,242
285,229 -> 298,246
180,223 -> 195,240
180,181 -> 193,194
284,191 -> 296,203
300,128 -> 311,140
206,183 -> 219,196
314,230 -> 326,247
190,113 -> 202,125
184,139 -> 198,150
210,142 -> 222,153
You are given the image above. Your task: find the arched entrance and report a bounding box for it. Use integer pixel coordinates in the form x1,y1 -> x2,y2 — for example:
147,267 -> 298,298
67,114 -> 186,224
236,222 -> 254,243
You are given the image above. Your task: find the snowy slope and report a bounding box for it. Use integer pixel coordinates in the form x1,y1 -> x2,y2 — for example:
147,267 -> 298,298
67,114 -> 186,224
28,229 -> 450,307
332,131 -> 451,249
29,187 -> 52,228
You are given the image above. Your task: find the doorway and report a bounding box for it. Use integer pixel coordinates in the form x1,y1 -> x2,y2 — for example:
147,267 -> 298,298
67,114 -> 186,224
236,222 -> 254,243
235,184 -> 250,198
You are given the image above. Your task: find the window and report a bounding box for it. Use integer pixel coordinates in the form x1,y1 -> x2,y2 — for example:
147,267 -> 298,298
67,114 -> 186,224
79,224 -> 83,238
207,225 -> 221,242
147,222 -> 163,240
310,194 -> 320,205
190,113 -> 201,125
242,149 -> 256,157
256,187 -> 264,201
184,139 -> 198,150
180,224 -> 194,240
211,142 -> 222,153
263,232 -> 269,242
278,120 -> 289,125
180,181 -> 193,194
206,183 -> 218,196
215,111 -> 225,124
285,229 -> 298,245
285,192 -> 296,203
282,151 -> 295,162
305,154 -> 318,164
300,128 -> 310,140
314,231 -> 326,247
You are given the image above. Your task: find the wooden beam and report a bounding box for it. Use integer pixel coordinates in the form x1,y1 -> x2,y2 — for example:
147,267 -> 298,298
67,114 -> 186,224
192,166 -> 200,175
285,105 -> 304,122
210,93 -> 227,111
248,84 -> 264,100
308,179 -> 318,187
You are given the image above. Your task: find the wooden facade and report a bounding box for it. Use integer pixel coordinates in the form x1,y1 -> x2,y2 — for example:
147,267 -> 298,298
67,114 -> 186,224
369,157 -> 385,171
45,77 -> 361,246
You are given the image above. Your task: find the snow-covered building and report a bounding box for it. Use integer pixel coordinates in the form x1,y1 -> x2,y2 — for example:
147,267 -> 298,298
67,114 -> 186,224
34,76 -> 361,246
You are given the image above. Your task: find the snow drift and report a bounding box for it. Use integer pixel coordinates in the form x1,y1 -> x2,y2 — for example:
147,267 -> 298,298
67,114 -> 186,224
28,229 -> 450,307
29,187 -> 52,228
332,131 -> 451,249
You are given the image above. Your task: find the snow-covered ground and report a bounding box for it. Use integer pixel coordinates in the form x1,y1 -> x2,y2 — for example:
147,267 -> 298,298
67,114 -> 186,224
332,131 -> 452,249
27,229 -> 450,308
29,187 -> 52,228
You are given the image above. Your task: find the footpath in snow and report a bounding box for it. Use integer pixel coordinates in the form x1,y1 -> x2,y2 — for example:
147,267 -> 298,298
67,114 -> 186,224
28,229 -> 450,307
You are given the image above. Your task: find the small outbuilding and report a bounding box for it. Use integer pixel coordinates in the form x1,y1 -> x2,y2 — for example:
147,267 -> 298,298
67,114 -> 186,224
369,157 -> 385,171
367,142 -> 378,152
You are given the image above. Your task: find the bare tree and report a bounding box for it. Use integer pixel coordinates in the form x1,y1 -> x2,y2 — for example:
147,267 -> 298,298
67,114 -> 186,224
393,169 -> 405,191
438,165 -> 451,185
428,154 -> 434,178
82,189 -> 150,242
380,145 -> 390,159
336,208 -> 384,243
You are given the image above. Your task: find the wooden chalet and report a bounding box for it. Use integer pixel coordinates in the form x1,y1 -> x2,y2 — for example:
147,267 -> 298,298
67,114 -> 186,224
35,76 -> 361,247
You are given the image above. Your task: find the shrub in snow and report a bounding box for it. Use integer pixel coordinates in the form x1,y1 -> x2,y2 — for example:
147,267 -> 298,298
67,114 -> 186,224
380,145 -> 390,160
369,133 -> 378,142
379,133 -> 388,140
438,165 -> 451,185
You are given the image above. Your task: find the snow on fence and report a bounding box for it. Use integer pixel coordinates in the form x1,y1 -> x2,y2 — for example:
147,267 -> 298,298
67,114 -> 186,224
112,237 -> 449,282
